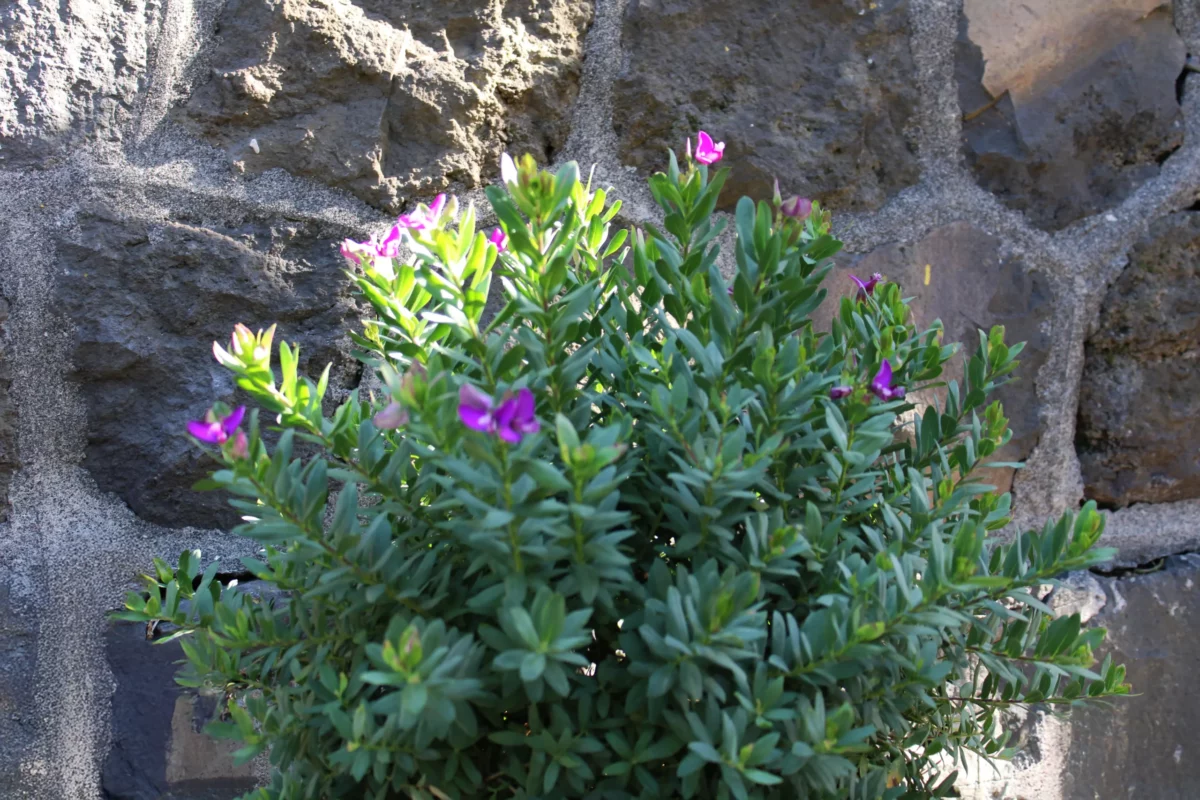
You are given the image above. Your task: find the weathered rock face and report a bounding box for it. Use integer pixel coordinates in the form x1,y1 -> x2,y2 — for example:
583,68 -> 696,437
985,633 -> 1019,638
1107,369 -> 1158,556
179,0 -> 593,211
957,0 -> 1186,231
0,295 -> 16,521
54,205 -> 362,529
104,621 -> 257,799
1078,212 -> 1200,508
825,222 -> 1053,494
613,0 -> 920,212
0,571 -> 39,797
1062,556 -> 1200,798
0,0 -> 157,167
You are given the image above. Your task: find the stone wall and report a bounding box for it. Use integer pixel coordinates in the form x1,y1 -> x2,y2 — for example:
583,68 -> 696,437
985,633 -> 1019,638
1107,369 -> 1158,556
1,0 -> 1199,796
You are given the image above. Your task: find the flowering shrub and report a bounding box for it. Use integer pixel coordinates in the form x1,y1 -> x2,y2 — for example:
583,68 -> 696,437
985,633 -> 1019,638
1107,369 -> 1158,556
118,131 -> 1128,800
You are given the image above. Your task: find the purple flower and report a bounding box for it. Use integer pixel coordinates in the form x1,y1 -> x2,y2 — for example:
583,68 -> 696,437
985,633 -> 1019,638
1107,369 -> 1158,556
396,194 -> 448,231
458,384 -> 540,443
489,227 -> 507,252
187,405 -> 245,444
693,131 -> 725,165
373,401 -> 409,430
870,360 -> 906,402
851,272 -> 884,301
830,385 -> 853,400
495,388 -> 540,443
727,285 -> 735,296
458,384 -> 496,432
781,196 -> 813,220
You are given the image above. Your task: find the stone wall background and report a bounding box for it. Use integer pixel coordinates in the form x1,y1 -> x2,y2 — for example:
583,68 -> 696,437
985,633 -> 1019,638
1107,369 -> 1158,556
2,0 -> 1200,797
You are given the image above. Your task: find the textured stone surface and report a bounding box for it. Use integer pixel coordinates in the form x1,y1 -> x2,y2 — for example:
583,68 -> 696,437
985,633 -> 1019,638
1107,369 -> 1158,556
613,0 -> 920,212
104,621 -> 257,799
957,0 -> 1186,231
826,222 -> 1053,494
1062,556 -> 1200,799
0,0 -> 162,167
53,204 -> 362,529
1078,212 -> 1200,508
0,566 -> 40,797
0,294 -> 16,520
180,0 -> 593,211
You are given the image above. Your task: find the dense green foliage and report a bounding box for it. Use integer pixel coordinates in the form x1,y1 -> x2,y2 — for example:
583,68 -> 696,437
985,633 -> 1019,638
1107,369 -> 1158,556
119,145 -> 1128,799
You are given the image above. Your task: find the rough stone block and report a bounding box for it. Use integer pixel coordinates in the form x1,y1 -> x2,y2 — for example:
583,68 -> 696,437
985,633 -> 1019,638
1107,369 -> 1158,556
1060,556 -> 1200,798
53,204 -> 363,529
957,0 -> 1186,231
0,0 -> 157,166
104,620 -> 257,799
1078,211 -> 1200,507
614,0 -> 920,212
179,0 -> 593,211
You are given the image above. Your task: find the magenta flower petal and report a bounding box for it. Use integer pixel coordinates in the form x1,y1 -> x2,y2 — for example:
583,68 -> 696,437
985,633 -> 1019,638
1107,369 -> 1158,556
340,238 -> 372,266
376,225 -> 403,258
221,406 -> 246,437
830,385 -> 853,400
871,360 -> 893,394
489,227 -> 507,252
870,359 -> 906,402
495,422 -> 522,444
228,429 -> 250,459
850,273 -> 881,300
781,196 -> 813,219
188,420 -> 225,443
694,130 -> 724,165
373,401 -> 409,430
510,388 -> 539,435
458,384 -> 494,432
428,193 -> 447,219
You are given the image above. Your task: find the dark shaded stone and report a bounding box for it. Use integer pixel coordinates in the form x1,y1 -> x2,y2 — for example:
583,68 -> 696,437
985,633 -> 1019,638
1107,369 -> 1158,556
54,205 -> 362,529
614,0 -> 920,212
1078,211 -> 1200,508
179,0 -> 593,211
1062,556 -> 1200,799
104,621 -> 257,799
0,294 -> 17,520
957,1 -> 1185,231
0,569 -> 40,797
823,222 -> 1053,494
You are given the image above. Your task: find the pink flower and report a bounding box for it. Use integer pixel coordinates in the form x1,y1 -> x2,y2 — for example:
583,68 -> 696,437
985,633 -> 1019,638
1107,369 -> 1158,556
781,196 -> 813,220
340,238 -> 373,267
693,131 -> 725,165
340,225 -> 403,270
396,194 -> 448,231
851,272 -> 883,301
489,227 -> 507,252
228,429 -> 250,460
373,401 -> 409,430
458,385 -> 540,443
870,360 -> 906,402
187,406 -> 245,444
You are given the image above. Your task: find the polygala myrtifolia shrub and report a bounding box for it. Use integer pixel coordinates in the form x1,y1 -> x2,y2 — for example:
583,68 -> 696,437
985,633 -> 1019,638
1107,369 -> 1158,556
118,130 -> 1129,800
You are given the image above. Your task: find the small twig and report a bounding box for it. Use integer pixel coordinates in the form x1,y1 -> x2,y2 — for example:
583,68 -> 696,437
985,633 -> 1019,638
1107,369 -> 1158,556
963,90 -> 1009,123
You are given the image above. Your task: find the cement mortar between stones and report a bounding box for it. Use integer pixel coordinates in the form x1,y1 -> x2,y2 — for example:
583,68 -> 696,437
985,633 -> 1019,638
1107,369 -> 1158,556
2,0 -> 1200,796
